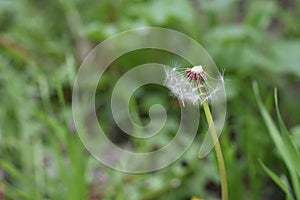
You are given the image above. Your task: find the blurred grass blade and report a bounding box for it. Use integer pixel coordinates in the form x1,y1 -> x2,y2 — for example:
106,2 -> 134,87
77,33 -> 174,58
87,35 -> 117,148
274,89 -> 300,199
274,89 -> 300,178
253,82 -> 300,199
253,82 -> 291,166
259,160 -> 293,200
0,160 -> 23,179
0,160 -> 32,199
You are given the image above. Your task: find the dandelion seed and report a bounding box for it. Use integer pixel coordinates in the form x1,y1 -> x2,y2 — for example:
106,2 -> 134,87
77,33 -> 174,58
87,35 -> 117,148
164,65 -> 224,106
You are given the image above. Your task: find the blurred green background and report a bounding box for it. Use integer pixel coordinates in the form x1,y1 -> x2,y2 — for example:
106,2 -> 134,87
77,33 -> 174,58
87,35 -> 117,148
0,0 -> 300,199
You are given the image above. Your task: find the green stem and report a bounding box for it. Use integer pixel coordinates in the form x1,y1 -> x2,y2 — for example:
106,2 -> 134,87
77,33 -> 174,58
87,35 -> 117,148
203,101 -> 228,200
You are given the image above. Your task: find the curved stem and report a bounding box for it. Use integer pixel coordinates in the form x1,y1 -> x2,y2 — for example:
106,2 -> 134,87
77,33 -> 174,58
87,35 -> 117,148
202,101 -> 228,200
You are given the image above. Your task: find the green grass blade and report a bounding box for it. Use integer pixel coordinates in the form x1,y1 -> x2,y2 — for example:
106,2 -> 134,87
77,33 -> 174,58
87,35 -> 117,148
274,89 -> 300,177
259,160 -> 293,200
253,83 -> 300,199
274,89 -> 300,199
253,83 -> 291,167
0,160 -> 32,199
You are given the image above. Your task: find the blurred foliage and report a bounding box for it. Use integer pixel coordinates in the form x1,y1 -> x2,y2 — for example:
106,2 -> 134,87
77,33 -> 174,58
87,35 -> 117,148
0,0 -> 299,199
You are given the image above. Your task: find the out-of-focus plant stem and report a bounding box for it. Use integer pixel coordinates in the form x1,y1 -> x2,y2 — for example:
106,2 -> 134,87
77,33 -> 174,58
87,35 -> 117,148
202,101 -> 228,200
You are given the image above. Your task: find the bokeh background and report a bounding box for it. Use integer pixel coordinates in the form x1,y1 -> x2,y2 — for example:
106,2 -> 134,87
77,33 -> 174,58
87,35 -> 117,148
0,0 -> 300,199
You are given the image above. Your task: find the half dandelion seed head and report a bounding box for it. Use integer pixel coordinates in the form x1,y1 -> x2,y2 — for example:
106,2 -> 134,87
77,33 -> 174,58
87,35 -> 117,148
164,65 -> 223,107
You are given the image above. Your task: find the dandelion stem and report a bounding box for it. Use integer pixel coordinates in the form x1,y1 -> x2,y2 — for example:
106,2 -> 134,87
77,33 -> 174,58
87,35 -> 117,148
202,101 -> 228,200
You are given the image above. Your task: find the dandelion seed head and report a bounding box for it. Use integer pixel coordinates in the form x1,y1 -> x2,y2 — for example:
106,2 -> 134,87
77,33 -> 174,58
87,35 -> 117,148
164,65 -> 224,106
191,65 -> 204,73
185,65 -> 207,81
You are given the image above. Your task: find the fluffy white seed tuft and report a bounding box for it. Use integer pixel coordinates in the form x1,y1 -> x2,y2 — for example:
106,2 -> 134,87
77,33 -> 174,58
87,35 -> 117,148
164,66 -> 224,106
